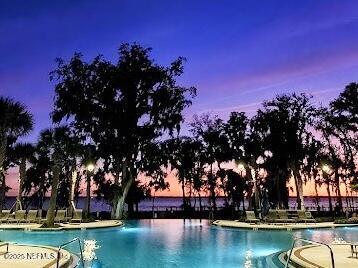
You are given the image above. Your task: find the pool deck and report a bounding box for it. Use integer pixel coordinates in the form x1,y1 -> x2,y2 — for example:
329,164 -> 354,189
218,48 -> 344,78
212,220 -> 358,230
0,220 -> 123,231
0,243 -> 73,268
286,244 -> 358,267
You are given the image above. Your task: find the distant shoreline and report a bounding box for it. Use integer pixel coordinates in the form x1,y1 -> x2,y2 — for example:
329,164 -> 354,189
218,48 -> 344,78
4,195 -> 357,198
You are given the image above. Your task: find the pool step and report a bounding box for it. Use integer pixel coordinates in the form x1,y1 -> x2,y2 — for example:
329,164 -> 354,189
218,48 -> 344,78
265,251 -> 299,268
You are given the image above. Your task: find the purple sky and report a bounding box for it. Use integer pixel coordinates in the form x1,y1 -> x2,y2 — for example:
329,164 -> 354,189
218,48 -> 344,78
1,0 -> 358,142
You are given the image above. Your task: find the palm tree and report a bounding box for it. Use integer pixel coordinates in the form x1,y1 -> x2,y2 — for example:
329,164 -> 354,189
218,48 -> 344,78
22,144 -> 52,212
0,97 -> 33,211
12,143 -> 35,210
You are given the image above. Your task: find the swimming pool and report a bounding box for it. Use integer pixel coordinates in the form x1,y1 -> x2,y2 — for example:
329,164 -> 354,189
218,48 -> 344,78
0,220 -> 356,267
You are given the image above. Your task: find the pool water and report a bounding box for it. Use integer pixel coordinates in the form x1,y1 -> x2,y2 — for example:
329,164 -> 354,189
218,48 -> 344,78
0,220 -> 356,267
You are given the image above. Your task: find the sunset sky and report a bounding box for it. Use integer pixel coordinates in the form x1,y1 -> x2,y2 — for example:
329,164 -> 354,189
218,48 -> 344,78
1,1 -> 358,196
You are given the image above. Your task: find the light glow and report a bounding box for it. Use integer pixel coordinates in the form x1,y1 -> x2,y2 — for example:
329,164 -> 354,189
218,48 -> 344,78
322,164 -> 331,174
87,163 -> 95,172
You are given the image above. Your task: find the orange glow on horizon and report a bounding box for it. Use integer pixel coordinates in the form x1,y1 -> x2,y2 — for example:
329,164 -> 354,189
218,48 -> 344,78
4,166 -> 356,198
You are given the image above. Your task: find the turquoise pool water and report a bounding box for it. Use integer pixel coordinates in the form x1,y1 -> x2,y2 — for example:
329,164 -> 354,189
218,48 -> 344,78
0,220 -> 356,267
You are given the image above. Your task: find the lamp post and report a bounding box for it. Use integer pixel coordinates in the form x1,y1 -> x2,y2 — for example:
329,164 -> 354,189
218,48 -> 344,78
84,163 -> 95,219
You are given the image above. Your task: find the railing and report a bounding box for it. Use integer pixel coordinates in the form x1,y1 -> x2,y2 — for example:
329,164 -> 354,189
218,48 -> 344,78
0,242 -> 9,253
285,238 -> 335,268
56,237 -> 84,268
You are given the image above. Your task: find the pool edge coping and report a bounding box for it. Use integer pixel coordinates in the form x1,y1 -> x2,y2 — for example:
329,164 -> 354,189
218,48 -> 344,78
211,220 -> 358,231
0,220 -> 123,232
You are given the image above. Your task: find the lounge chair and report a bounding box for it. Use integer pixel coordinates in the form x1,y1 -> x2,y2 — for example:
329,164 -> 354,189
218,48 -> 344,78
275,210 -> 295,223
7,210 -> 26,224
297,211 -> 316,223
0,210 -> 11,223
70,209 -> 83,224
245,211 -> 260,224
351,243 -> 358,258
25,210 -> 38,223
0,242 -> 9,253
54,210 -> 67,223
265,210 -> 278,223
36,216 -> 46,224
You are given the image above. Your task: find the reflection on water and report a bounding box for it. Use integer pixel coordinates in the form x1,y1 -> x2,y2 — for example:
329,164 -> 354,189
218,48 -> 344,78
244,250 -> 252,268
0,220 -> 356,267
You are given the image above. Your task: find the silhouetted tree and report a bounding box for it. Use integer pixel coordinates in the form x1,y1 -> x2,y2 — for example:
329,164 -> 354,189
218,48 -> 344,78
37,127 -> 80,227
251,93 -> 316,209
164,137 -> 202,211
23,144 -> 52,211
0,97 -> 33,211
12,143 -> 35,210
52,43 -> 196,219
190,114 -> 231,211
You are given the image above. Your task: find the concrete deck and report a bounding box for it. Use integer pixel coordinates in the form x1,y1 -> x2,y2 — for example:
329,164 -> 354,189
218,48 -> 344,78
288,244 -> 358,268
60,220 -> 123,229
212,220 -> 358,230
0,220 -> 123,231
0,243 -> 72,268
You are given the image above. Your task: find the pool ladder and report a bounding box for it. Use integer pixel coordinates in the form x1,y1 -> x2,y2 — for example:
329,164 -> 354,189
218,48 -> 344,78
284,238 -> 335,268
56,237 -> 84,268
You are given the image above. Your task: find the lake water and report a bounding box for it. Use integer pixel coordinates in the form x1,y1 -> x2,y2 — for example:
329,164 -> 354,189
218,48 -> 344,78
4,196 -> 358,212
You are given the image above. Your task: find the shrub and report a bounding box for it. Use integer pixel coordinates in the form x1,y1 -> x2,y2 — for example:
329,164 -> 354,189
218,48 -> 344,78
347,217 -> 358,224
334,217 -> 358,224
334,218 -> 347,224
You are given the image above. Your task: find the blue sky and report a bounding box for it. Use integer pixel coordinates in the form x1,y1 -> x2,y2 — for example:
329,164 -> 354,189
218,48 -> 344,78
1,0 -> 358,142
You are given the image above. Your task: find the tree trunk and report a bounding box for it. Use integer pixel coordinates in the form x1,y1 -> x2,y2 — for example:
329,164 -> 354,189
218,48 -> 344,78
242,196 -> 246,212
314,179 -> 320,209
16,158 -> 26,211
0,134 -> 7,213
45,163 -> 60,227
326,184 -> 333,213
68,168 -> 76,218
36,181 -> 45,217
276,173 -> 281,209
209,164 -> 216,211
253,179 -> 260,213
334,168 -> 342,212
111,158 -> 124,219
84,171 -> 91,218
188,176 -> 192,208
293,167 -> 304,210
323,173 -> 333,213
344,180 -> 350,208
0,176 -> 5,212
181,175 -> 186,211
114,171 -> 134,219
198,192 -> 202,212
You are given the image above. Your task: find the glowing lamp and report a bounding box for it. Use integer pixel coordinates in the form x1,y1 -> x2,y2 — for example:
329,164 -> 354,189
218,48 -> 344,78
87,163 -> 95,172
322,164 -> 331,173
